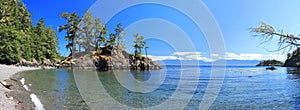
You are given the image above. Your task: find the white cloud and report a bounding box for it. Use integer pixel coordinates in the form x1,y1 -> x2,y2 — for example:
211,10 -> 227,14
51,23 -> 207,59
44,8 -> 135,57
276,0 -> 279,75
148,52 -> 287,62
225,52 -> 286,61
211,54 -> 220,57
149,52 -> 214,62
148,55 -> 179,61
174,52 -> 214,62
173,52 -> 201,56
267,54 -> 286,61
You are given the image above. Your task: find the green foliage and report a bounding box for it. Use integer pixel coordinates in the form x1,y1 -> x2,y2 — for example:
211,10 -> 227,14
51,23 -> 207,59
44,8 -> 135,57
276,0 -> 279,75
0,27 -> 22,64
136,52 -> 143,60
133,33 -> 146,58
256,59 -> 283,66
59,10 -> 126,56
45,26 -> 59,60
0,0 -> 59,64
94,18 -> 105,50
106,23 -> 125,48
286,48 -> 300,66
59,12 -> 80,56
80,10 -> 94,52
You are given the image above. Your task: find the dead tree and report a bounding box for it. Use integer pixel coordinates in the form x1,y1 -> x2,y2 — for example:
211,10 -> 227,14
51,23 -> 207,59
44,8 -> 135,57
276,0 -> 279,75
251,22 -> 300,53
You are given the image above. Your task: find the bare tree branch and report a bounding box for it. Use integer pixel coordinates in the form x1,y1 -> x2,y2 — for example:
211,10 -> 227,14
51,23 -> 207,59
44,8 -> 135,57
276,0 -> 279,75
250,22 -> 300,52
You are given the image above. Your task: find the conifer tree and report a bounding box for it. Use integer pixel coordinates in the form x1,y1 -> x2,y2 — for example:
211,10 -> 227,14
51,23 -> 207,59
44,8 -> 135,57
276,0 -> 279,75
0,0 -> 59,64
59,12 -> 80,56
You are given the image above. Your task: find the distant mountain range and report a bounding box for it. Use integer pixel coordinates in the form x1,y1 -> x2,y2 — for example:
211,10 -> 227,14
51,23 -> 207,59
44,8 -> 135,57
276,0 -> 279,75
156,59 -> 261,66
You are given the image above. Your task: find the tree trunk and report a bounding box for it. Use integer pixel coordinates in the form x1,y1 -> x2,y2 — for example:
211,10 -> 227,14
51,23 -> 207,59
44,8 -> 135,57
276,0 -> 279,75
145,48 -> 148,58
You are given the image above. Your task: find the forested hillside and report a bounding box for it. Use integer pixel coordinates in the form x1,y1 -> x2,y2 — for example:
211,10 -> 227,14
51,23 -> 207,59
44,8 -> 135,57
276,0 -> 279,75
0,0 -> 161,70
0,0 -> 59,64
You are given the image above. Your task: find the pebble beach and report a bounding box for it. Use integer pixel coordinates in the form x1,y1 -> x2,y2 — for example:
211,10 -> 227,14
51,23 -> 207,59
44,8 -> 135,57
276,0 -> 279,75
0,65 -> 39,109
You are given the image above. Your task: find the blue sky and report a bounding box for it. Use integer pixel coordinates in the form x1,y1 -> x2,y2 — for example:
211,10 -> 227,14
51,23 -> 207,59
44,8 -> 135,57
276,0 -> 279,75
23,0 -> 300,61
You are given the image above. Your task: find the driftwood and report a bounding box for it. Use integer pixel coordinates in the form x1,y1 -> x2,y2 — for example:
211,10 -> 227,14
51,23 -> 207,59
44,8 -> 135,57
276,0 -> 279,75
0,80 -> 12,89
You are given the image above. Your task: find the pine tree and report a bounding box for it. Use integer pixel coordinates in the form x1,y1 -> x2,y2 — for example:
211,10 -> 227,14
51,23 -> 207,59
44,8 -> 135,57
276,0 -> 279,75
114,23 -> 125,48
16,2 -> 34,61
80,10 -> 94,52
133,33 -> 146,57
33,18 -> 47,61
0,0 -> 59,64
0,27 -> 22,64
45,26 -> 59,60
107,23 -> 125,48
0,0 -> 26,64
59,12 -> 80,56
94,17 -> 107,51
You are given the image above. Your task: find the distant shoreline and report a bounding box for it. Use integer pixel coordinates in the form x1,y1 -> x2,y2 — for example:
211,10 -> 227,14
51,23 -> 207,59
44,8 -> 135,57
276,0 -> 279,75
0,65 -> 39,110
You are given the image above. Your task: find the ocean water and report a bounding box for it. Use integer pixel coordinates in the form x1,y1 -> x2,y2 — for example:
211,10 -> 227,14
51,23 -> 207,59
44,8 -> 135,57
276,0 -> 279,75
19,66 -> 300,109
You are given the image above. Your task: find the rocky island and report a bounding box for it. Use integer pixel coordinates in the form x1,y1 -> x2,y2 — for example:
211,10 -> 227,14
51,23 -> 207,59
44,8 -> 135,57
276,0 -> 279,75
58,46 -> 162,70
256,59 -> 283,66
1,8 -> 162,71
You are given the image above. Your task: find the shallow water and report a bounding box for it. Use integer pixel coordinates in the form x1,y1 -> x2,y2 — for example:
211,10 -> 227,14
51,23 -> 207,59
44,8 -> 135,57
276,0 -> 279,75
19,66 -> 300,109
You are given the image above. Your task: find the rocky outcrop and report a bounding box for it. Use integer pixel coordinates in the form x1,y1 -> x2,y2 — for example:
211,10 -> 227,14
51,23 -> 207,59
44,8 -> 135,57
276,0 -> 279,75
283,58 -> 299,67
60,46 -> 162,70
256,60 -> 283,66
283,48 -> 300,67
17,58 -> 59,68
16,47 -> 162,71
17,58 -> 40,67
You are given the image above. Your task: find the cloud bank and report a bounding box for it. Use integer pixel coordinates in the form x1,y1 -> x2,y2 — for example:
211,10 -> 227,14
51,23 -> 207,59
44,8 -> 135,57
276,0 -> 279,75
148,52 -> 286,62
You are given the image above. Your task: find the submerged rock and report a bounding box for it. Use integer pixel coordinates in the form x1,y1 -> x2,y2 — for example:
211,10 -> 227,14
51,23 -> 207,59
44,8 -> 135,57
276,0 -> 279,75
266,66 -> 277,70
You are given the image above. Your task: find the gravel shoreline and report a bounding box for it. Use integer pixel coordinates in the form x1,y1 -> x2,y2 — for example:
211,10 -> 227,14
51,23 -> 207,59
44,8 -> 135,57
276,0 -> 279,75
0,65 -> 39,110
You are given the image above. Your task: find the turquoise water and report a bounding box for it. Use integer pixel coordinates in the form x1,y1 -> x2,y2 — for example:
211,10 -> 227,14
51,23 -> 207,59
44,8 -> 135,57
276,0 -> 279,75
19,66 -> 300,109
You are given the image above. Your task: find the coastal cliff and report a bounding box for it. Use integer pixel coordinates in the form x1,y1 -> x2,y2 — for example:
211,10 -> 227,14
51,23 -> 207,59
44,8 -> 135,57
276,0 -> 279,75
283,48 -> 300,67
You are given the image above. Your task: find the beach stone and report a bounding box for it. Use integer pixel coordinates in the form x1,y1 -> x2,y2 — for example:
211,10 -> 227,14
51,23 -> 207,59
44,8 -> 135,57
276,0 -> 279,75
43,59 -> 53,66
0,64 -> 39,110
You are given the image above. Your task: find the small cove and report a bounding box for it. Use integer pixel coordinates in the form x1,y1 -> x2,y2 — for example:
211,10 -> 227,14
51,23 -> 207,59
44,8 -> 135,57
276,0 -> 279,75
15,66 -> 300,109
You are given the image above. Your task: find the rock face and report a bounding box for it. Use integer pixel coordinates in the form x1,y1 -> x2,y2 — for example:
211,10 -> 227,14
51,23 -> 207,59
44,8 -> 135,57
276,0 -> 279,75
283,48 -> 300,67
283,58 -> 299,67
60,46 -> 162,70
17,58 -> 57,67
256,60 -> 283,66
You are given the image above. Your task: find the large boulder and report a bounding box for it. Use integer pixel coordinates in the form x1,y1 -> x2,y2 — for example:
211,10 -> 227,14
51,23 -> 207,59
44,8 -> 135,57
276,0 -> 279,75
43,59 -> 53,66
283,48 -> 300,67
18,58 -> 39,67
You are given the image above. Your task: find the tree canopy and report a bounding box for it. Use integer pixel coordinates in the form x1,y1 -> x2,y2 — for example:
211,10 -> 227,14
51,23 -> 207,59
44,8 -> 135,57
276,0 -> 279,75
0,0 -> 59,64
0,0 -> 151,65
133,33 -> 147,60
59,10 -> 128,57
